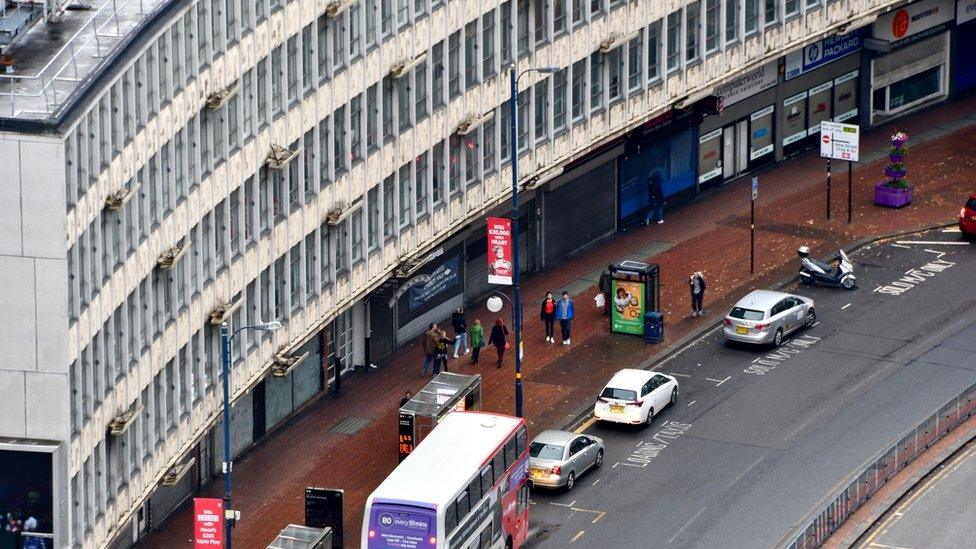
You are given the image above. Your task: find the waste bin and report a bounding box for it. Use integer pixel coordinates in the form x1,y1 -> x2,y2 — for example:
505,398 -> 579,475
643,312 -> 664,343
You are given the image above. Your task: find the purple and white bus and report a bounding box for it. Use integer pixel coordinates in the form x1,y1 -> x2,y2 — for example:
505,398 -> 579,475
362,412 -> 530,549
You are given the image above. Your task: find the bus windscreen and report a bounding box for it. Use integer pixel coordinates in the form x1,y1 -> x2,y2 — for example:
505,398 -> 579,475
366,503 -> 437,549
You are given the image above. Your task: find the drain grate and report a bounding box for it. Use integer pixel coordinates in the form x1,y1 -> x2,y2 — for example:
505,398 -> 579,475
330,416 -> 373,435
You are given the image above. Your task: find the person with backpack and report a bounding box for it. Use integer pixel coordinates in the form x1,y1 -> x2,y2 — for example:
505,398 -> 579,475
469,319 -> 484,365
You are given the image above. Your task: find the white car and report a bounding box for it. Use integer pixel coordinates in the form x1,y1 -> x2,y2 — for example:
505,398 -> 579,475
593,369 -> 679,427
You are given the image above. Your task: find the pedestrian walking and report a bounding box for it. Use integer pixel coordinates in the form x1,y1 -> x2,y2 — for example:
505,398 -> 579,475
690,271 -> 706,316
540,292 -> 557,343
645,175 -> 665,225
556,291 -> 575,345
598,271 -> 612,316
469,319 -> 484,365
489,319 -> 509,368
433,329 -> 451,373
421,323 -> 438,375
451,307 -> 469,358
399,390 -> 413,407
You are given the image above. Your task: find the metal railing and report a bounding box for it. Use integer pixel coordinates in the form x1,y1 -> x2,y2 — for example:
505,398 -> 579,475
0,0 -> 147,119
784,381 -> 976,548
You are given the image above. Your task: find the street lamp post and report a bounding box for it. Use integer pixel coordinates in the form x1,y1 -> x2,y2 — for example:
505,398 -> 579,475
509,64 -> 558,418
219,320 -> 282,549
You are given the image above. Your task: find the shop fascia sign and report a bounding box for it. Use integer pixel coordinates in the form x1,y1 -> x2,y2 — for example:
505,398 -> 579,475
873,0 -> 954,43
712,61 -> 778,107
785,30 -> 863,80
959,0 -> 976,24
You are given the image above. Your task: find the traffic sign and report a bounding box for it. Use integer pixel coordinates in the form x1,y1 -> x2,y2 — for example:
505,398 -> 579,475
751,177 -> 758,200
819,121 -> 860,162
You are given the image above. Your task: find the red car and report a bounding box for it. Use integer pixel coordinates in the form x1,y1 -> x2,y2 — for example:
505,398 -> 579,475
961,193 -> 976,237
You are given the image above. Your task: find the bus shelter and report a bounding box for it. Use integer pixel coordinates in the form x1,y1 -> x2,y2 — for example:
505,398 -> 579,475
608,261 -> 661,336
398,372 -> 482,461
266,524 -> 333,549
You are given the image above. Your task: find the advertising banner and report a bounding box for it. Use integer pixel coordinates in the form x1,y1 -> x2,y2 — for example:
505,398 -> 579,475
873,0 -> 953,42
193,498 -> 224,548
487,217 -> 513,285
407,255 -> 460,311
610,279 -> 646,335
712,61 -> 778,107
784,31 -> 862,80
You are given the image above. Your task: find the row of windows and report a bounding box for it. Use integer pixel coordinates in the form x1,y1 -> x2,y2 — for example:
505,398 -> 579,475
445,427 -> 527,535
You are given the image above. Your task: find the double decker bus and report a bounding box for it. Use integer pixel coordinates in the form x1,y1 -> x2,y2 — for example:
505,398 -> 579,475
363,412 -> 530,549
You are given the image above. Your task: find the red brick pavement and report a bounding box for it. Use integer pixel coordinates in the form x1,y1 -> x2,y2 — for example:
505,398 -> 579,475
143,93 -> 976,548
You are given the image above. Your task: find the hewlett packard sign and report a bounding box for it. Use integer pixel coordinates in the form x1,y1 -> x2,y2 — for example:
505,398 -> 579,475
785,31 -> 863,80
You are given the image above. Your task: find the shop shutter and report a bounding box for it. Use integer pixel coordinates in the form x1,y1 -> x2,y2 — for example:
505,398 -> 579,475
871,33 -> 947,88
544,161 -> 616,263
666,128 -> 695,197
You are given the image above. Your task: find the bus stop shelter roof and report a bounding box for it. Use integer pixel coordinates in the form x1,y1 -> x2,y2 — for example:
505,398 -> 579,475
400,372 -> 480,417
266,524 -> 332,549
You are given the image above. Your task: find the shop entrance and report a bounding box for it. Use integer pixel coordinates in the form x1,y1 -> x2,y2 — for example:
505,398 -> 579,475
722,119 -> 749,179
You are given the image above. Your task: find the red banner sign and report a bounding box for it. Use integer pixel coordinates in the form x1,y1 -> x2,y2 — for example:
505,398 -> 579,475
194,498 -> 224,548
487,217 -> 513,285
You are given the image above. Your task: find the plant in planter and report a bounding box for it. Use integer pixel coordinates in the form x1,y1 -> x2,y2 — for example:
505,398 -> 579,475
875,131 -> 913,208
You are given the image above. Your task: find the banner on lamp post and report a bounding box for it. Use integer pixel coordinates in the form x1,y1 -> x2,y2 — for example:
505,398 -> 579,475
487,217 -> 513,285
194,498 -> 224,548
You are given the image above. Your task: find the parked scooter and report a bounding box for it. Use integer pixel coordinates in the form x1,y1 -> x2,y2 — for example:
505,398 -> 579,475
797,246 -> 856,290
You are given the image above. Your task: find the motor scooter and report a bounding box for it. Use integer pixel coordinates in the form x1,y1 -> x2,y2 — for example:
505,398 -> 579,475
797,246 -> 856,290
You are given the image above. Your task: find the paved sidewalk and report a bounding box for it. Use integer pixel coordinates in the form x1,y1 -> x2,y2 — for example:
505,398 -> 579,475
143,93 -> 976,549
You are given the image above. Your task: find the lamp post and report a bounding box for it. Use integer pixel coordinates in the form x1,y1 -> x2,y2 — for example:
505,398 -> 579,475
219,319 -> 282,549
509,64 -> 558,418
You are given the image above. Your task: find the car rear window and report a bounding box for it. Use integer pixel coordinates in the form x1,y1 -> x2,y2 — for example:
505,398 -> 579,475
600,387 -> 637,401
729,307 -> 765,320
967,197 -> 976,210
530,442 -> 565,460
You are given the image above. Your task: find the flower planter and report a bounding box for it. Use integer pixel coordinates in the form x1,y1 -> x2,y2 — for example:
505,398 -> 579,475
874,183 -> 913,208
885,166 -> 907,178
891,138 -> 908,148
888,154 -> 905,163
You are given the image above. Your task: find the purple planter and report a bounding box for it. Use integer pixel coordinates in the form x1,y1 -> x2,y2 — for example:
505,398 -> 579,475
888,154 -> 905,163
874,183 -> 913,208
885,166 -> 907,178
892,138 -> 908,148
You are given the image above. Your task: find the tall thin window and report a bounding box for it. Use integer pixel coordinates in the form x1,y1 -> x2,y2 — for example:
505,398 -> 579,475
589,52 -> 603,112
534,0 -> 548,46
465,22 -> 478,89
415,62 -> 428,121
628,36 -> 643,92
608,47 -> 623,101
482,13 -> 496,78
432,41 -> 445,109
667,11 -> 681,72
383,174 -> 395,237
534,80 -> 548,141
396,77 -> 411,134
554,0 -> 566,35
501,1 -> 513,65
286,36 -> 299,104
553,70 -> 567,130
686,2 -> 700,63
764,0 -> 778,26
367,186 -> 379,249
745,0 -> 759,34
725,0 -> 738,42
448,31 -> 461,98
516,0 -> 529,56
415,153 -> 428,217
571,59 -> 586,120
398,166 -> 412,228
706,0 -> 720,52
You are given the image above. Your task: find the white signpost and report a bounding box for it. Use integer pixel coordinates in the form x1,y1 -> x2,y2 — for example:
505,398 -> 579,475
819,121 -> 861,223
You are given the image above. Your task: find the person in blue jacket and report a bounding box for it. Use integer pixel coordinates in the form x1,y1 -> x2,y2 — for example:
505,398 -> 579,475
556,291 -> 575,346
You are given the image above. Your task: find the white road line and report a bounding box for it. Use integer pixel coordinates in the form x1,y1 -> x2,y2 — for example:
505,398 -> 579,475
570,530 -> 586,543
668,506 -> 707,544
686,400 -> 696,407
591,479 -> 600,486
841,303 -> 852,310
942,226 -> 961,233
706,376 -> 731,386
890,243 -> 911,249
895,240 -> 970,246
669,372 -> 691,377
550,500 -> 577,507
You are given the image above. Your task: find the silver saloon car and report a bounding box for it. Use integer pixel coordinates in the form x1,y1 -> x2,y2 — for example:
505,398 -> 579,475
528,430 -> 605,491
722,290 -> 816,346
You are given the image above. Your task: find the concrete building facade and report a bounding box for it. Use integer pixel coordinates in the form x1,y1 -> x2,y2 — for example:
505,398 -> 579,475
0,0 -> 906,546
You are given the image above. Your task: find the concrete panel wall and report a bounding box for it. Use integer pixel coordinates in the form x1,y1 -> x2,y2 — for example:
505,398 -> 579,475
265,374 -> 294,430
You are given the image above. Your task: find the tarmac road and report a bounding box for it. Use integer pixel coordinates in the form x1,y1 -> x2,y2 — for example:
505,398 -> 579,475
526,229 -> 976,548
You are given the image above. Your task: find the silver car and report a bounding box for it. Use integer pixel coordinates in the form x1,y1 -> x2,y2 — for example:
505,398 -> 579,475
722,290 -> 816,346
528,430 -> 604,491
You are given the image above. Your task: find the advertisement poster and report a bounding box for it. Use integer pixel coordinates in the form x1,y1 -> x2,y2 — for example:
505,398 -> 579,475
611,279 -> 645,335
487,217 -> 513,285
194,498 -> 224,548
407,255 -> 460,311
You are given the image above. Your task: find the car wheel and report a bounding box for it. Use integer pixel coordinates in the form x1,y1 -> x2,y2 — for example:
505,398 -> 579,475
842,276 -> 856,290
644,408 -> 654,428
594,449 -> 604,469
805,309 -> 816,328
670,388 -> 678,406
566,471 -> 576,491
773,329 -> 784,347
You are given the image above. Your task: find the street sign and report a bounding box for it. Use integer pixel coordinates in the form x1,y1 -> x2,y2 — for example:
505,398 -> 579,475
305,487 -> 343,549
193,498 -> 224,548
819,121 -> 860,162
751,177 -> 758,200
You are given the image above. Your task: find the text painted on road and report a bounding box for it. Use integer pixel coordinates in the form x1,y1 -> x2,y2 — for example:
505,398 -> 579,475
744,335 -> 822,375
872,250 -> 956,296
615,421 -> 692,468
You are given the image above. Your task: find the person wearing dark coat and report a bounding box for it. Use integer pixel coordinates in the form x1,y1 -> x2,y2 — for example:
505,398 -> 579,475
451,308 -> 469,358
488,319 -> 510,368
540,292 -> 557,343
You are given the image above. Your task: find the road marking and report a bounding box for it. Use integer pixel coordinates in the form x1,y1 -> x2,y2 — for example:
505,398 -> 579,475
705,376 -> 731,386
941,226 -> 961,233
669,372 -> 691,377
574,416 -> 597,434
686,400 -> 696,407
841,303 -> 851,310
895,240 -> 970,246
550,499 -> 577,507
867,543 -> 913,549
570,530 -> 585,543
812,321 -> 821,326
668,506 -> 706,544
569,507 -> 607,524
591,479 -> 600,486
890,243 -> 911,249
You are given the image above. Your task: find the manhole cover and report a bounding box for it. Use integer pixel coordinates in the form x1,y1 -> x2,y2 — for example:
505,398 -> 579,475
330,416 -> 373,435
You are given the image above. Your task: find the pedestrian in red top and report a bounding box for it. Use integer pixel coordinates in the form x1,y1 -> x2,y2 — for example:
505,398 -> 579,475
540,291 -> 557,343
489,319 -> 510,368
